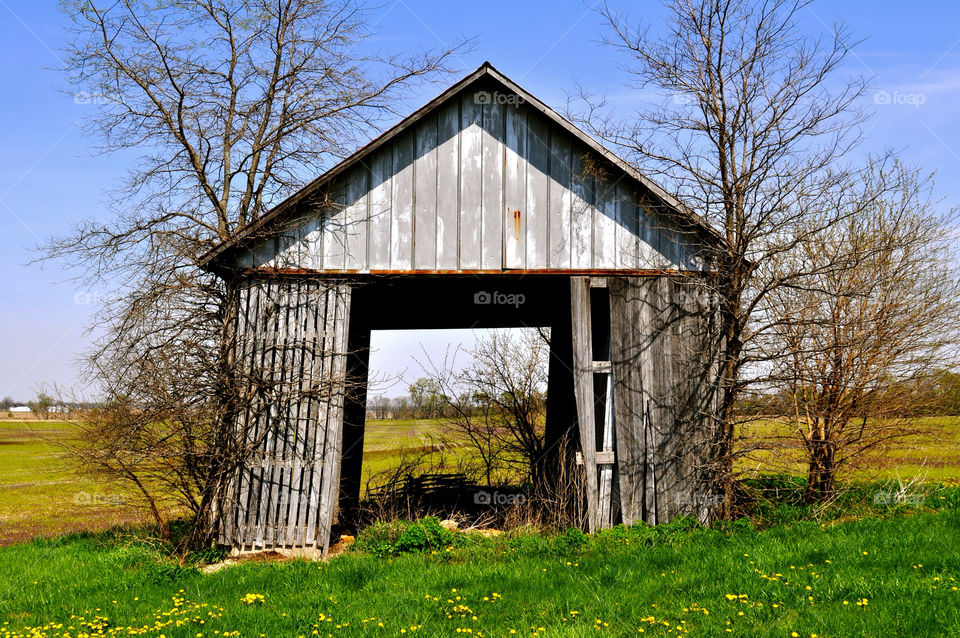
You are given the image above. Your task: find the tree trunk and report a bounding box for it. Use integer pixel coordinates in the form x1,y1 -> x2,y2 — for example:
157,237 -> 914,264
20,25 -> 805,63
188,274 -> 242,549
804,425 -> 837,504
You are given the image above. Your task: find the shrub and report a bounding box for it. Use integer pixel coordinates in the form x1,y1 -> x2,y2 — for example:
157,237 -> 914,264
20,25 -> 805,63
354,517 -> 462,556
553,527 -> 589,554
394,517 -> 456,553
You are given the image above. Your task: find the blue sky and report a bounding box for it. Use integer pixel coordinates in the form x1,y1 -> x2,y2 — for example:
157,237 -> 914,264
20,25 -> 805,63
1,1 -> 959,401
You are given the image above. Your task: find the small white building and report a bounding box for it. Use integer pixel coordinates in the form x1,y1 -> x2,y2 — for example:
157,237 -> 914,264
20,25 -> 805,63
9,406 -> 31,413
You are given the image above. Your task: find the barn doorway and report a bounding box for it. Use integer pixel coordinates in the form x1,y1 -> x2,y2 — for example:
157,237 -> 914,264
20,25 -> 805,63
334,275 -> 580,530
355,326 -> 551,523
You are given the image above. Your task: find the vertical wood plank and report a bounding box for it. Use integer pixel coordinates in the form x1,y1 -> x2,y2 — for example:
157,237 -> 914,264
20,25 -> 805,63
391,131 -> 414,270
504,104 -> 527,268
299,217 -> 324,271
593,176 -> 618,268
650,276 -> 675,522
343,166 -> 369,271
414,115 -> 438,270
570,149 -> 593,269
322,185 -> 346,271
570,276 -> 599,532
548,134 -> 572,268
615,183 -> 640,270
459,95 -> 483,270
367,149 -> 393,270
436,101 -> 460,269
525,114 -> 550,269
481,101 -> 504,270
638,198 -> 659,269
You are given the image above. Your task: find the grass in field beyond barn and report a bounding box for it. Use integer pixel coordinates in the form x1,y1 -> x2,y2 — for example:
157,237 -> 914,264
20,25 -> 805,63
2,416 -> 960,545
737,416 -> 960,482
0,421 -> 150,545
0,500 -> 959,637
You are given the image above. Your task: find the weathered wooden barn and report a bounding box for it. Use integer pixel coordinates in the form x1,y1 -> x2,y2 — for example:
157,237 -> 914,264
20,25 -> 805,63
202,62 -> 725,554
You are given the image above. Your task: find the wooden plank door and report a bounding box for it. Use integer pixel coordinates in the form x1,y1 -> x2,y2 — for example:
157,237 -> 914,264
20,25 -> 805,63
219,278 -> 351,555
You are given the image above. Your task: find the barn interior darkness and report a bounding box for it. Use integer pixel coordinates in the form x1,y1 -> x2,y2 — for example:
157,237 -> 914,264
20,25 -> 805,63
335,274 -> 582,526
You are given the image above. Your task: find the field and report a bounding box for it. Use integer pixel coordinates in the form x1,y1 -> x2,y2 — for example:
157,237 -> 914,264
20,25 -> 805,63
3,416 -> 960,544
737,417 -> 960,482
0,421 -> 147,545
1,504 -> 959,636
1,417 -> 959,636
361,418 -> 449,480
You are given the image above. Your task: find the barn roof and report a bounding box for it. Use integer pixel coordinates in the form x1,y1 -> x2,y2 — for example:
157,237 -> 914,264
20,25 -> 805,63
201,62 -> 724,272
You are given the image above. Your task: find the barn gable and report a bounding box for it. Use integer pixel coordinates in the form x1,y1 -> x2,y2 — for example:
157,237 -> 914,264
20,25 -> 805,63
206,63 -> 720,274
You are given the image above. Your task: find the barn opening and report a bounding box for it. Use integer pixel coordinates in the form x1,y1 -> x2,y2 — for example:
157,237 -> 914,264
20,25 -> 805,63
331,275 -> 576,532
356,325 -> 552,525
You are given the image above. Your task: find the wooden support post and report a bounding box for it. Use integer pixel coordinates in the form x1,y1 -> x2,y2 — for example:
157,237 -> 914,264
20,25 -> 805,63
570,276 -> 599,532
338,321 -> 371,524
543,283 -> 578,488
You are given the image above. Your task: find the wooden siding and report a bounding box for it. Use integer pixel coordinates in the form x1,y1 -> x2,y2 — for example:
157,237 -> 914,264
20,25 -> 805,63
234,90 -> 707,274
218,278 -> 351,552
607,276 -> 720,526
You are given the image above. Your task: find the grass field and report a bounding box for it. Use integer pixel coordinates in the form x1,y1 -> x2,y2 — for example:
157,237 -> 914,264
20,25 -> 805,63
0,421 -> 148,545
0,503 -> 959,637
3,416 -> 959,544
1,418 -> 960,636
736,416 -> 960,482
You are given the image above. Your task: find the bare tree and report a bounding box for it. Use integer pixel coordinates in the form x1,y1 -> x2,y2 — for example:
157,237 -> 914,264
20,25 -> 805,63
44,0 -> 465,548
766,161 -> 960,503
430,331 -> 550,489
576,0 -> 875,514
390,396 -> 413,420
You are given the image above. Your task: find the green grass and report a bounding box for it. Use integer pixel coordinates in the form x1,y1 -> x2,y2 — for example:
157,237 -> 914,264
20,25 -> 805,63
360,418 -> 533,490
1,504 -> 959,637
1,417 -> 960,635
0,421 -> 149,545
736,416 -> 960,482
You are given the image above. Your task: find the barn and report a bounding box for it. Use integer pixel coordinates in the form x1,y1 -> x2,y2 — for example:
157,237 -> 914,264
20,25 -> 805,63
202,62 -> 725,554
